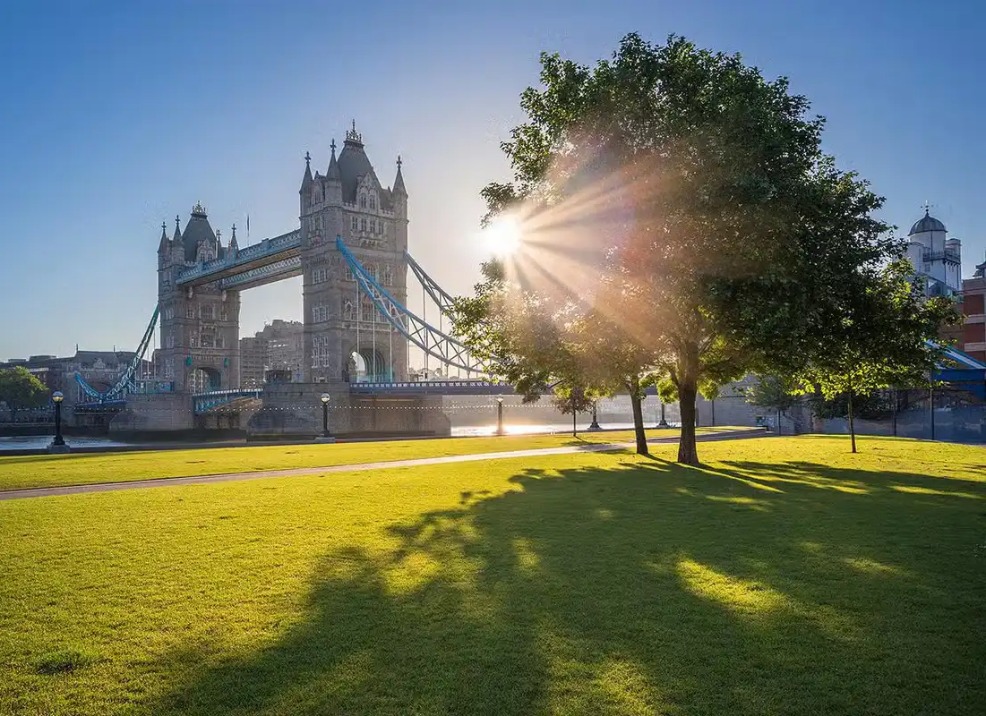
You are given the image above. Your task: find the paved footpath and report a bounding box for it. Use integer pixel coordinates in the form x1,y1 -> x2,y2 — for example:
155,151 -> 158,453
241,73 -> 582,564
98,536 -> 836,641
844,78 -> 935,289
0,430 -> 768,502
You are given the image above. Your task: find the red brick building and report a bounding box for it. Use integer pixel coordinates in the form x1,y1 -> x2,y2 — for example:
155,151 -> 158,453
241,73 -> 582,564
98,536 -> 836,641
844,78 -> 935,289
961,256 -> 986,363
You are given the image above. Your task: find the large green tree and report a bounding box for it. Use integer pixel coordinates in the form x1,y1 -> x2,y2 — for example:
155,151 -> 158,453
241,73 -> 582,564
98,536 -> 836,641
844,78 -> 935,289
0,367 -> 49,421
462,33 -> 937,465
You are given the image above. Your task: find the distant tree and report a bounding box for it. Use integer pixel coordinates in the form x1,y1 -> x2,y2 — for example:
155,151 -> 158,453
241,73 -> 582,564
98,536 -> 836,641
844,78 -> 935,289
0,367 -> 49,421
792,262 -> 956,453
744,375 -> 799,434
466,32 -> 900,465
810,390 -> 893,422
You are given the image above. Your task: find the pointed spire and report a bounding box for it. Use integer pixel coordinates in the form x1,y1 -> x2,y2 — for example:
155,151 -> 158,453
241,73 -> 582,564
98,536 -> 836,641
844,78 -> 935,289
393,155 -> 407,196
301,150 -> 313,188
326,138 -> 341,181
158,221 -> 170,253
229,224 -> 239,253
173,214 -> 182,241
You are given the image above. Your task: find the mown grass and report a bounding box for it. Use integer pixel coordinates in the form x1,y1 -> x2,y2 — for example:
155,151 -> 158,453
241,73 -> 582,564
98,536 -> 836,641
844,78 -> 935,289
0,435 -> 982,715
0,427 -> 746,492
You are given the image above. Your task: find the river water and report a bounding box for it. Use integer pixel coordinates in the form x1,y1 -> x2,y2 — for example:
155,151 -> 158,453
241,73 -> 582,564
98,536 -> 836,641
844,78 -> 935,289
0,421 -> 657,452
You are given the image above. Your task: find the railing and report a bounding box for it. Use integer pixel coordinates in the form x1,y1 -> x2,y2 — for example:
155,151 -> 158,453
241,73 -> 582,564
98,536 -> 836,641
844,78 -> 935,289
922,249 -> 961,264
350,381 -> 514,395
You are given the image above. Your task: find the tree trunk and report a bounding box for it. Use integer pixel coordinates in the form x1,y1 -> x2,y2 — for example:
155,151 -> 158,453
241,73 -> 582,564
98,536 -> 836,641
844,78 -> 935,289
847,385 -> 857,454
629,390 -> 649,456
677,377 -> 700,465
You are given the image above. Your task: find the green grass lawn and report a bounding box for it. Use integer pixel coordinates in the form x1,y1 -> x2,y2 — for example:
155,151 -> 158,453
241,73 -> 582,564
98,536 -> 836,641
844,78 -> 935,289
0,427 -> 748,492
1,435 -> 983,715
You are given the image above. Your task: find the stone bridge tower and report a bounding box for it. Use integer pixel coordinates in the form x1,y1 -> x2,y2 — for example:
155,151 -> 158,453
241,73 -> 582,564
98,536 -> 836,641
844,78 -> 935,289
155,204 -> 241,392
299,123 -> 409,383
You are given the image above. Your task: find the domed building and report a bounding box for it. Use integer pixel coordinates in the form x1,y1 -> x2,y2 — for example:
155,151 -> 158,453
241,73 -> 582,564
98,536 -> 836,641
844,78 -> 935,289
904,209 -> 962,297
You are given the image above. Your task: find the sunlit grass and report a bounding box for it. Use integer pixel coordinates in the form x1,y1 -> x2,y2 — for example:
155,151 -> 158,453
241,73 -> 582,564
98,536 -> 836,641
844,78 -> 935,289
0,435 -> 982,714
0,427 -> 747,492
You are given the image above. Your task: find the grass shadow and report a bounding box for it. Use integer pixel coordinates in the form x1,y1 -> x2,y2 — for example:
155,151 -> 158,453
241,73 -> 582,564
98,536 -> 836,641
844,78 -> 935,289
142,456 -> 985,715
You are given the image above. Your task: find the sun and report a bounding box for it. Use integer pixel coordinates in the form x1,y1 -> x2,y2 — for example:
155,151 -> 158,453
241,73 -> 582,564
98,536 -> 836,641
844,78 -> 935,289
482,216 -> 523,257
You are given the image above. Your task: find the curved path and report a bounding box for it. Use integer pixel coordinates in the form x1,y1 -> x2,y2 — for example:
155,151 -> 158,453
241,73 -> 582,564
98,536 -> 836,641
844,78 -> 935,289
0,430 -> 768,501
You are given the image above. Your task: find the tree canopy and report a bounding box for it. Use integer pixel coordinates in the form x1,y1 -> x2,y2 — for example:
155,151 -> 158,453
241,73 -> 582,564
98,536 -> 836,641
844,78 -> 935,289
457,33 -> 951,464
0,367 -> 49,420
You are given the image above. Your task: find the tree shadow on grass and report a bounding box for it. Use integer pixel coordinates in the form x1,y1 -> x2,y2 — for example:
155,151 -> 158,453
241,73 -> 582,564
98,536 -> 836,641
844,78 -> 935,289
144,457 -> 985,715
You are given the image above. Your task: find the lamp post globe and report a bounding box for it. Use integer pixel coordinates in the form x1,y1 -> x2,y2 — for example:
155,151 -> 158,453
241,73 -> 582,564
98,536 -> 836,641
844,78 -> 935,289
51,391 -> 66,448
320,393 -> 331,438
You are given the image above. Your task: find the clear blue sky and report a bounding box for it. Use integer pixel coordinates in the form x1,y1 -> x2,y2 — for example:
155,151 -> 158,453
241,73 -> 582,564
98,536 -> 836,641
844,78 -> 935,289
1,0 -> 983,360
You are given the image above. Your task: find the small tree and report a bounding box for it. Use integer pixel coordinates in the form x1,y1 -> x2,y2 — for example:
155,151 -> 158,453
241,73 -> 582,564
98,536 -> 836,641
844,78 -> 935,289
0,367 -> 49,421
744,375 -> 799,434
794,262 -> 956,453
550,384 -> 597,437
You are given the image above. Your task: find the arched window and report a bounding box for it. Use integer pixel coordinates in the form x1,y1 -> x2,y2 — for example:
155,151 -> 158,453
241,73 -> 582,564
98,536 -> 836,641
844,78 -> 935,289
369,195 -> 376,210
359,194 -> 367,209
344,300 -> 354,321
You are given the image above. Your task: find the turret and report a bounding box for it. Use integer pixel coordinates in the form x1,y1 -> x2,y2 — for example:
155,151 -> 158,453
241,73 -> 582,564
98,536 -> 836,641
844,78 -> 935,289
300,151 -> 313,191
323,139 -> 342,205
392,155 -> 407,222
326,139 -> 341,181
393,155 -> 407,198
228,224 -> 239,257
171,214 -> 184,265
158,221 -> 170,255
299,151 -> 314,213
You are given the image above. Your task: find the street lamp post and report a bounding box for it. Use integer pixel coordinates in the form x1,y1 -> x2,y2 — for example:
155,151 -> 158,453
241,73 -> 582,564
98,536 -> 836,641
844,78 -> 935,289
588,401 -> 601,431
496,397 -> 504,436
658,401 -> 668,428
318,392 -> 334,442
49,391 -> 69,453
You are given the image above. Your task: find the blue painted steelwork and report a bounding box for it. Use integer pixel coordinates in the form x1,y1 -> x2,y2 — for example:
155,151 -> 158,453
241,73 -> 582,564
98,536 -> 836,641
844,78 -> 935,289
75,305 -> 160,401
337,236 -> 486,374
405,250 -> 456,315
931,341 -> 986,370
192,389 -> 263,414
218,255 -> 302,290
934,368 -> 986,399
176,230 -> 301,287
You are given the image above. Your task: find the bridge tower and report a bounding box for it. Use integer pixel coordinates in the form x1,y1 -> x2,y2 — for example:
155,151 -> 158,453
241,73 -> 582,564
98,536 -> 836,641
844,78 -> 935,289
300,123 -> 409,383
155,204 -> 241,392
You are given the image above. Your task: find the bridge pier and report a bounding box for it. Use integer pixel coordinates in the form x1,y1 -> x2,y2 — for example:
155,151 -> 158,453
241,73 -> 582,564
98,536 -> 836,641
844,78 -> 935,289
108,394 -> 195,437
247,383 -> 450,440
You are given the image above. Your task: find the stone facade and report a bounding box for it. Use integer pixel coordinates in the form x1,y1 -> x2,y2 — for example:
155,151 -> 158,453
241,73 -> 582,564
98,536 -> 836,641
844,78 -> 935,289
152,124 -> 409,395
154,204 -> 242,394
904,210 -> 962,297
299,124 -> 409,384
961,259 -> 986,362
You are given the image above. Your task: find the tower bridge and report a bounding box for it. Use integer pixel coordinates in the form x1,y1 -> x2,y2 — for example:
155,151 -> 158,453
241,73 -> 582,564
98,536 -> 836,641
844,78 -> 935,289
73,124 -> 495,438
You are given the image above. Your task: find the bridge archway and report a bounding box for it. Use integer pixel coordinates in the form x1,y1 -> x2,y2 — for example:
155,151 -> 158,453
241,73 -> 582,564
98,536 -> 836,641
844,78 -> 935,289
348,348 -> 389,383
189,367 -> 222,393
